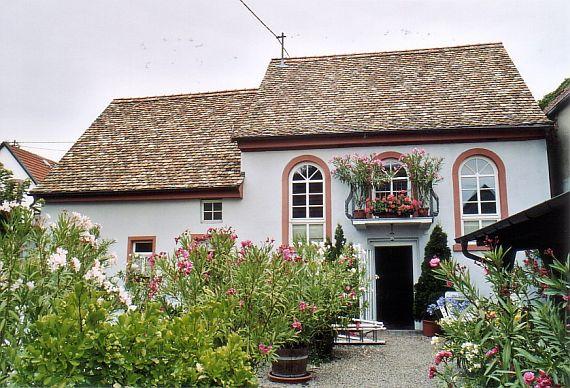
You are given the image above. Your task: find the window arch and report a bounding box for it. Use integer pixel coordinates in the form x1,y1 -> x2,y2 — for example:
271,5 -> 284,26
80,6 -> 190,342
282,155 -> 332,244
372,152 -> 409,200
452,148 -> 508,241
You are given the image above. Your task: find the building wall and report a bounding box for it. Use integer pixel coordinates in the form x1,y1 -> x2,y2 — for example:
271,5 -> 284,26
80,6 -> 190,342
553,105 -> 570,193
0,147 -> 36,204
42,139 -> 551,299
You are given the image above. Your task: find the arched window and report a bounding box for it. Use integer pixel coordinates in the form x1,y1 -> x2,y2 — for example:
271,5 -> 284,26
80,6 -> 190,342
290,163 -> 325,242
373,158 -> 410,199
459,156 -> 501,235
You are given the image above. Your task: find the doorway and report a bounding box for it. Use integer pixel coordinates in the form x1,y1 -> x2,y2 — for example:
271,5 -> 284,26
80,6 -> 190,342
375,246 -> 414,329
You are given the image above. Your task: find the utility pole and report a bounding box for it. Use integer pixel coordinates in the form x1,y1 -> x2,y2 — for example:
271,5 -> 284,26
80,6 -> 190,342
277,32 -> 287,67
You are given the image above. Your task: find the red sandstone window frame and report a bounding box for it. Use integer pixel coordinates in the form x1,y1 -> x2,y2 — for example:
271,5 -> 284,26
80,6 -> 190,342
282,155 -> 332,244
452,148 -> 508,252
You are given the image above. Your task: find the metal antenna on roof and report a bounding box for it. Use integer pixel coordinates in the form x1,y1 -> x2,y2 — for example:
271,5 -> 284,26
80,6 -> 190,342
237,0 -> 289,67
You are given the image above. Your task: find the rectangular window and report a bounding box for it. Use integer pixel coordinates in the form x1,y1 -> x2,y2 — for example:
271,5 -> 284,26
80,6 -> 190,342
128,236 -> 156,275
202,200 -> 223,222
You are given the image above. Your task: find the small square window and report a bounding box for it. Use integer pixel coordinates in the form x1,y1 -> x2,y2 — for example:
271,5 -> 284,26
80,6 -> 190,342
202,200 -> 223,222
128,237 -> 155,275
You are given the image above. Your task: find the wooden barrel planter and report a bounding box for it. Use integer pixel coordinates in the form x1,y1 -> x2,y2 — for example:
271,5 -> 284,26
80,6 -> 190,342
268,346 -> 312,383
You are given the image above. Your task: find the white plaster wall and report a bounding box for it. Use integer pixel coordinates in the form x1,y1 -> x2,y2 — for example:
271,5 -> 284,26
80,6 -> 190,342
42,139 -> 551,291
0,147 -> 36,204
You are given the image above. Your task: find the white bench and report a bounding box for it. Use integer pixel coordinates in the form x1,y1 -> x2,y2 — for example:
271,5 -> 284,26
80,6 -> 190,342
333,318 -> 387,345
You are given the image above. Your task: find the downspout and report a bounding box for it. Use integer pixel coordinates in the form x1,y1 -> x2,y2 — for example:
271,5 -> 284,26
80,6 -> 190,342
460,240 -> 483,263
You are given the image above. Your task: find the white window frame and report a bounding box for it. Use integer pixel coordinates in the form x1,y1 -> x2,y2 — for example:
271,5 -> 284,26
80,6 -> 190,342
129,238 -> 155,275
289,162 -> 326,243
372,158 -> 410,199
459,156 -> 501,235
201,199 -> 223,223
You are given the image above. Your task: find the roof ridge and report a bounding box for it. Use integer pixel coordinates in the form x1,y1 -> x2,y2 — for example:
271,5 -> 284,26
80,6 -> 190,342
113,88 -> 258,103
271,42 -> 504,63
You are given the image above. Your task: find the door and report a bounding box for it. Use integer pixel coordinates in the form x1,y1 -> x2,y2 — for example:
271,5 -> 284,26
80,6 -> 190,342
375,246 -> 414,329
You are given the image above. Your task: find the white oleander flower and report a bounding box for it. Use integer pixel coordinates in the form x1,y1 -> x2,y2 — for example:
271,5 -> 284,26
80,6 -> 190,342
26,281 -> 35,290
48,247 -> 68,272
70,257 -> 81,272
10,278 -> 23,291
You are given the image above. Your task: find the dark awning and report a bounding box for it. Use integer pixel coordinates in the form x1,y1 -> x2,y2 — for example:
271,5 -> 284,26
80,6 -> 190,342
455,191 -> 569,260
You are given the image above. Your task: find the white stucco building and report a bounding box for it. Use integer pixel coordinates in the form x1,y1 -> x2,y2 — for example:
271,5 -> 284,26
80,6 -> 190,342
33,43 -> 553,329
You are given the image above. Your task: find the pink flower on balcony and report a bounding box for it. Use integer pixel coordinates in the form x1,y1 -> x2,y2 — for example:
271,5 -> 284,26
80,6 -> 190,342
292,319 -> 303,331
429,256 -> 441,268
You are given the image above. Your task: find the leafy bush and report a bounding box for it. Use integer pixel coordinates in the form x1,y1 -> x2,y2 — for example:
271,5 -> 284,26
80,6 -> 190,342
428,248 -> 570,387
413,225 -> 451,320
129,227 -> 366,363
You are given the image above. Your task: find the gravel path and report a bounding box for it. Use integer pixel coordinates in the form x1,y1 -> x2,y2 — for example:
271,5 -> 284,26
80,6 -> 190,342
259,331 -> 436,388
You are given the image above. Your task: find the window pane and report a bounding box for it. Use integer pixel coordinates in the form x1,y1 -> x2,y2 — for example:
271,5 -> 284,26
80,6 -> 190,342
309,194 -> 323,205
462,189 -> 478,202
477,159 -> 492,174
293,172 -> 304,181
309,182 -> 323,193
393,180 -> 408,192
134,242 -> 153,253
213,202 -> 222,211
292,183 -> 306,194
309,224 -> 324,242
463,221 -> 480,234
307,165 -> 317,178
481,202 -> 497,214
213,211 -> 222,220
461,177 -> 477,190
376,182 -> 390,193
463,202 -> 479,214
394,166 -> 407,178
292,194 -> 306,206
481,219 -> 497,228
204,202 -> 213,211
461,159 -> 477,175
292,224 -> 306,241
203,212 -> 213,221
312,170 -> 323,180
309,206 -> 323,218
479,189 -> 496,201
292,207 -> 306,218
479,176 -> 495,189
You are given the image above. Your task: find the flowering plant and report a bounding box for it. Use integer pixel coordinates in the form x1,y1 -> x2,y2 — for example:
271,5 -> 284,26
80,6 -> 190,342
331,154 -> 389,210
428,247 -> 570,387
372,190 -> 420,217
399,148 -> 443,206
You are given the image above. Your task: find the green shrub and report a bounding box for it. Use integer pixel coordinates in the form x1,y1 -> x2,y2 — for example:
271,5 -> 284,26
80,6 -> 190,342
413,225 -> 451,320
429,248 -> 570,387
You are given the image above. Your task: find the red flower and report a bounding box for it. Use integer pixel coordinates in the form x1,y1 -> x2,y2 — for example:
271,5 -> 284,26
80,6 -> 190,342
428,365 -> 437,379
258,343 -> 273,355
434,350 -> 452,365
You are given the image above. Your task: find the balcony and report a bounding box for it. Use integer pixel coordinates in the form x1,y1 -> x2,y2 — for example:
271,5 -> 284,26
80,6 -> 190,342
345,188 -> 439,230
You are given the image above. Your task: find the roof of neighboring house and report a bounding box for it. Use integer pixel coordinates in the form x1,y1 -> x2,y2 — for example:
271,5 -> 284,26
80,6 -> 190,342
1,142 -> 56,184
33,89 -> 256,195
543,84 -> 570,117
236,42 -> 550,139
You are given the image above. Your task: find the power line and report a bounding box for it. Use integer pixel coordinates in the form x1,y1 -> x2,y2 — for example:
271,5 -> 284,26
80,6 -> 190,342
237,0 -> 290,58
15,141 -> 75,144
19,145 -> 68,152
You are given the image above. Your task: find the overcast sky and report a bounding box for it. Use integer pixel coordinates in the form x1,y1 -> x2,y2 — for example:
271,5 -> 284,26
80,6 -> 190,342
1,0 -> 568,161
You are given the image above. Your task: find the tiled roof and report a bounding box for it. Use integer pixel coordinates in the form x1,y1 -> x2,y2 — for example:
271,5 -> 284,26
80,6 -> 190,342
2,142 -> 56,183
237,43 -> 550,138
34,89 -> 256,195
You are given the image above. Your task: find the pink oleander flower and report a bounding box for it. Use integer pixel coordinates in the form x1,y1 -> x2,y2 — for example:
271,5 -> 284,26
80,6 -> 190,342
311,305 -> 318,313
434,350 -> 453,365
239,300 -> 245,308
206,251 -> 214,261
485,346 -> 500,357
177,259 -> 193,275
429,256 -> 441,268
428,365 -> 437,379
258,343 -> 273,355
523,371 -> 535,385
534,370 -> 553,388
292,319 -> 302,331
226,288 -> 237,296
446,280 -> 453,288
148,276 -> 162,299
279,245 -> 295,261
299,301 -> 308,312
241,240 -> 253,249
563,295 -> 569,301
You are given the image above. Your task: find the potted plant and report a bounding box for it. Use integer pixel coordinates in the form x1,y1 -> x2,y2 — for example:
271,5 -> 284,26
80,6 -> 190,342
373,191 -> 418,217
399,148 -> 443,213
331,154 -> 389,219
413,225 -> 452,336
